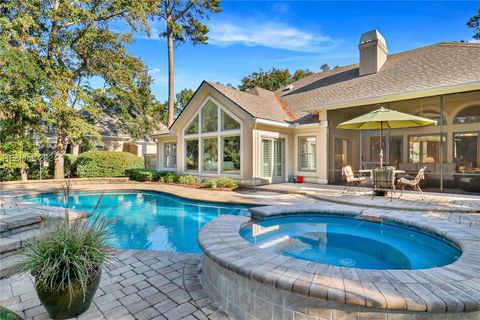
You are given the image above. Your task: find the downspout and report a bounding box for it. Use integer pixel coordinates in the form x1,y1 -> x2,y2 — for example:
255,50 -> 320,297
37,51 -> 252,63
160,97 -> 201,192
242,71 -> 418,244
440,96 -> 444,192
254,119 -> 258,192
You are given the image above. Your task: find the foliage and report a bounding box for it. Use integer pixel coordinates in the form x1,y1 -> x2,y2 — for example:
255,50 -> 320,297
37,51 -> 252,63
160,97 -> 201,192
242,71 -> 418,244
47,154 -> 77,178
160,171 -> 180,183
320,64 -> 330,72
76,151 -> 144,178
1,0 -> 160,179
18,216 -> 111,298
467,8 -> 480,40
0,30 -> 47,180
239,68 -> 313,91
202,178 -> 218,189
126,168 -> 161,182
177,174 -> 200,185
154,88 -> 195,125
0,307 -> 22,320
202,177 -> 238,189
155,0 -> 221,126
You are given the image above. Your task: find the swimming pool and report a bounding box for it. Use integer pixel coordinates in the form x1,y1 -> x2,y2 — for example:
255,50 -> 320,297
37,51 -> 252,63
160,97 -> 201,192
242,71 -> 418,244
240,215 -> 461,269
21,191 -> 251,253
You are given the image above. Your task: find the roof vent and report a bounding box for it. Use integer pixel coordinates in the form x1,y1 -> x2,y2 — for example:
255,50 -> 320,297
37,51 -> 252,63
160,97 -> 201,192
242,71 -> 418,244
281,84 -> 294,92
358,29 -> 388,76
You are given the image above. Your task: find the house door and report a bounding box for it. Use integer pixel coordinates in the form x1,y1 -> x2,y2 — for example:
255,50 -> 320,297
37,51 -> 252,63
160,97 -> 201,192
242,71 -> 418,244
262,138 -> 285,183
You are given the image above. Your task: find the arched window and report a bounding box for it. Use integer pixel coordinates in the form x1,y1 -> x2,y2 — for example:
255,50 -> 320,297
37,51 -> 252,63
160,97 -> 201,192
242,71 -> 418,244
454,105 -> 480,124
416,110 -> 447,125
184,99 -> 242,175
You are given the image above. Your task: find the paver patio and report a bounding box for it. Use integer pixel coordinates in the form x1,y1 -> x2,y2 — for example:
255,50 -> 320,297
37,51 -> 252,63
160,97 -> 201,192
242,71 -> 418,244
0,250 -> 230,320
1,181 -> 479,319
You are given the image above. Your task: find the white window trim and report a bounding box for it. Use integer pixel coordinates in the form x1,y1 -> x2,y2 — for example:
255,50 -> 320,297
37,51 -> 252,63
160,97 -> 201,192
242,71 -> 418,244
182,97 -> 243,177
294,132 -> 319,176
297,135 -> 317,173
162,141 -> 177,170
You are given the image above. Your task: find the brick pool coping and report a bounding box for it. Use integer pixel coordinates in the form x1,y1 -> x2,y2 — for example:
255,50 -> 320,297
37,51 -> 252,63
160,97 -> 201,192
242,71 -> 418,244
197,204 -> 480,314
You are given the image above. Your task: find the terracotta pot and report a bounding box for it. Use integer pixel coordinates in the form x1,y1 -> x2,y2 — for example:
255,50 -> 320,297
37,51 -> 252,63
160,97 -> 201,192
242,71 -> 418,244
35,271 -> 101,319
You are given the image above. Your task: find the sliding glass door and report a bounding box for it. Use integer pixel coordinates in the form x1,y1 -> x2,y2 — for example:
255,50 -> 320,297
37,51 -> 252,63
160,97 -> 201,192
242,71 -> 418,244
262,138 -> 285,182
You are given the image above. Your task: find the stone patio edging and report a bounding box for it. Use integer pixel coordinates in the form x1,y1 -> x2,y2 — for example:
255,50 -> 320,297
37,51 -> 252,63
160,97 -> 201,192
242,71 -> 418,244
198,205 -> 480,319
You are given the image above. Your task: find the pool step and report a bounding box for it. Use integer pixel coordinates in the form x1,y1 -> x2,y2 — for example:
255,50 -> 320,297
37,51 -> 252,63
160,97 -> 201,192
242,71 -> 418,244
0,254 -> 24,278
0,212 -> 43,236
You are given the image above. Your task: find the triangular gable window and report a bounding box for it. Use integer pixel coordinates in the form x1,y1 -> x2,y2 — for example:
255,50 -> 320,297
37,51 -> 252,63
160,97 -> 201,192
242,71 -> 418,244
221,110 -> 240,131
185,115 -> 199,135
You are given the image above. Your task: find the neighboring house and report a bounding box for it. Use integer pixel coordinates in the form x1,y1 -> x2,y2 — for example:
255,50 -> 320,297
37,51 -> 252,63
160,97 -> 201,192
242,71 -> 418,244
39,115 -> 160,168
153,30 -> 480,192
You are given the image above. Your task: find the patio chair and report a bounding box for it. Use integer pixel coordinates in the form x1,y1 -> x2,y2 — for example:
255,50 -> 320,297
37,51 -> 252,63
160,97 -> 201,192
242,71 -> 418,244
398,166 -> 427,200
342,165 -> 367,194
372,167 -> 395,201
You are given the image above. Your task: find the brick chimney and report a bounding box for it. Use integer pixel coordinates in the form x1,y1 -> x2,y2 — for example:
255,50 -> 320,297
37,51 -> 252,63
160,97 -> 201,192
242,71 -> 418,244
358,30 -> 388,76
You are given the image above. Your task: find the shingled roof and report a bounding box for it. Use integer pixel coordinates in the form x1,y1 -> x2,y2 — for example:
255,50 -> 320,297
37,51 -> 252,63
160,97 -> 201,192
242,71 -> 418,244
202,42 -> 480,124
279,42 -> 480,112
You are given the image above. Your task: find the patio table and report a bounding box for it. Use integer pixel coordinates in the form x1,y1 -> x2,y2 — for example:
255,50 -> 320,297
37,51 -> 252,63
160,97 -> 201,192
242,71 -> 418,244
359,169 -> 406,197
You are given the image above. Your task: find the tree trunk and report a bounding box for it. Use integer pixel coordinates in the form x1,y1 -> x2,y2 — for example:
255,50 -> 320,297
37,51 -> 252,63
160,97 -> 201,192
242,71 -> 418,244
54,130 -> 67,180
167,30 -> 175,127
20,168 -> 28,181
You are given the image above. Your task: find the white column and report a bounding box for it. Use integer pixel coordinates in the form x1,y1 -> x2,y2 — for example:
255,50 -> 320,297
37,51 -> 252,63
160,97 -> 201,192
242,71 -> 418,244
317,111 -> 329,184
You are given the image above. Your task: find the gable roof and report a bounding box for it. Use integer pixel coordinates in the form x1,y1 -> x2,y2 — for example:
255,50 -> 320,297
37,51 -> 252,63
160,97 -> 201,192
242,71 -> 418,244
278,42 -> 480,111
206,81 -> 293,122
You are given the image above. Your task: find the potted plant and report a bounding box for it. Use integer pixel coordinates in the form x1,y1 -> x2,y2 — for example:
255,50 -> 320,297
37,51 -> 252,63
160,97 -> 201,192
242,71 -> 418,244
18,212 -> 111,319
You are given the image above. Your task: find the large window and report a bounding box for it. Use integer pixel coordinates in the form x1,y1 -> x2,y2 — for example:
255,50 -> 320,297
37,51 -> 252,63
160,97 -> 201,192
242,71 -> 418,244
201,101 -> 218,133
454,132 -> 479,172
222,136 -> 240,173
298,136 -> 316,171
202,138 -> 218,172
185,140 -> 199,171
185,116 -> 199,134
408,135 -> 446,163
163,142 -> 176,168
184,99 -> 241,175
454,105 -> 480,124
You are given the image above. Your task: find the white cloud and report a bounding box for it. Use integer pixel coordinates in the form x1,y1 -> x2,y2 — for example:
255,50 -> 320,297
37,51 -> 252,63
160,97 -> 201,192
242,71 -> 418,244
208,20 -> 337,53
470,39 -> 480,43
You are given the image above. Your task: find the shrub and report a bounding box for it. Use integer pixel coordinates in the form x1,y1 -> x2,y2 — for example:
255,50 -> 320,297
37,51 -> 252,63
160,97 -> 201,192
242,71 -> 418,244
177,174 -> 199,185
160,171 -> 179,183
126,168 -> 160,182
216,177 -> 238,189
76,151 -> 144,178
202,177 -> 238,189
202,178 -> 218,189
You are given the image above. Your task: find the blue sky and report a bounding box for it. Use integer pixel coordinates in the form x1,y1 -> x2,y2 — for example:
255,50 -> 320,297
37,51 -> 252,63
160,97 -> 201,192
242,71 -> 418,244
125,1 -> 479,102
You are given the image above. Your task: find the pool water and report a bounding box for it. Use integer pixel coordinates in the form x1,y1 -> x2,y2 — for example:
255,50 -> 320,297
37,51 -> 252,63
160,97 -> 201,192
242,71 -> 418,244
22,191 -> 251,253
240,215 -> 461,270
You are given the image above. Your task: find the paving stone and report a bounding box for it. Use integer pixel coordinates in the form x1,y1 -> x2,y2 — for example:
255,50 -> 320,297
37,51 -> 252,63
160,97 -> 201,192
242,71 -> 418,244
134,307 -> 160,320
163,302 -> 197,320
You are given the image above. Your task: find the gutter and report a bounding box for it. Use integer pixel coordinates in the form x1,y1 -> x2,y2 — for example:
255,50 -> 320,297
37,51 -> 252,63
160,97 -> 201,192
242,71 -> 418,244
254,118 -> 322,129
302,81 -> 480,112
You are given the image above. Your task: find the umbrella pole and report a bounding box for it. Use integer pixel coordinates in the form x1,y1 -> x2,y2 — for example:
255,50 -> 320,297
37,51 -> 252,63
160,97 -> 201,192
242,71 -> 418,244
380,122 -> 383,167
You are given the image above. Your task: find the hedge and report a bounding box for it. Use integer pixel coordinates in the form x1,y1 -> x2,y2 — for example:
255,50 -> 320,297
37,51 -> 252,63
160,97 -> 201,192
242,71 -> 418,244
76,151 -> 144,178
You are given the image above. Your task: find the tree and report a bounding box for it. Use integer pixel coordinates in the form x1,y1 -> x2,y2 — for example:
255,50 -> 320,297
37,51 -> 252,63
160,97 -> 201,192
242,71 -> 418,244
153,88 -> 194,125
320,64 -> 330,72
175,88 -> 194,110
239,68 -> 313,92
467,8 -> 480,40
292,69 -> 313,81
0,4 -> 49,181
2,0 -> 159,179
155,0 -> 221,127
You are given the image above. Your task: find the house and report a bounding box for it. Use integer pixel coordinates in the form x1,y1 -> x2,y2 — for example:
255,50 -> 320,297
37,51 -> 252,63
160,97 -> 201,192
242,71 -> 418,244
152,30 -> 480,192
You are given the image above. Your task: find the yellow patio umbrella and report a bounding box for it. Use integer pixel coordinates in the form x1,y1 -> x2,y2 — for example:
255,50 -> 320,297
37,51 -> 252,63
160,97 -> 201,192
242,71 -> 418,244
337,107 -> 437,167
